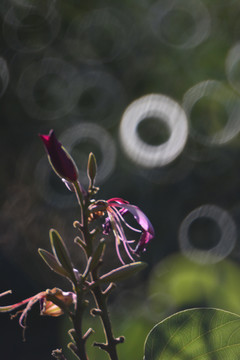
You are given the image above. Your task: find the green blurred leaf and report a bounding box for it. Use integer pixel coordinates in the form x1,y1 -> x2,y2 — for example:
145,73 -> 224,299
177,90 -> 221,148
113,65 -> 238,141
144,308 -> 240,360
148,254 -> 240,315
99,262 -> 147,283
38,248 -> 70,279
89,239 -> 106,272
50,229 -> 76,282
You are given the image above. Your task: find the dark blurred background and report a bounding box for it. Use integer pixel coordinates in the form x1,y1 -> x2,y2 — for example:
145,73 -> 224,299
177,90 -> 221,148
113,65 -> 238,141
1,0 -> 240,359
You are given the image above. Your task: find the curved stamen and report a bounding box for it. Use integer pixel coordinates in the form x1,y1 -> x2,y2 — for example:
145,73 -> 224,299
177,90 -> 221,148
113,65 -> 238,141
110,209 -> 135,262
19,293 -> 46,329
107,208 -> 134,263
111,206 -> 141,233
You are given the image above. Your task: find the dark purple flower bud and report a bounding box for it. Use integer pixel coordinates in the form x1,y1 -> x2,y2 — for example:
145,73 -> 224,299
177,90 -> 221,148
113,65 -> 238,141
39,130 -> 78,182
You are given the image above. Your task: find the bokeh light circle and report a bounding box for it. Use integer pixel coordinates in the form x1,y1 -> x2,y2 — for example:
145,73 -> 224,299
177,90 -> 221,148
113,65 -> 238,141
17,58 -> 81,120
3,5 -> 61,52
35,156 -> 77,209
59,123 -> 116,186
64,8 -> 133,64
10,0 -> 57,12
225,42 -> 240,95
138,157 -> 193,185
179,205 -> 236,264
0,57 -> 9,97
120,94 -> 188,168
183,80 -> 240,145
73,70 -> 125,128
149,0 -> 211,49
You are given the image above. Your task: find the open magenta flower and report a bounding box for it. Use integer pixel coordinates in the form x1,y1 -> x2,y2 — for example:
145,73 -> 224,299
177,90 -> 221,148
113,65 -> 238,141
89,197 -> 154,264
39,130 -> 78,182
0,288 -> 76,335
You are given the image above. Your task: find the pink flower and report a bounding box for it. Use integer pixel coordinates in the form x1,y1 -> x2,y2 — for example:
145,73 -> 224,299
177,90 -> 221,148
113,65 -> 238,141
90,197 -> 154,264
0,288 -> 76,334
39,130 -> 78,182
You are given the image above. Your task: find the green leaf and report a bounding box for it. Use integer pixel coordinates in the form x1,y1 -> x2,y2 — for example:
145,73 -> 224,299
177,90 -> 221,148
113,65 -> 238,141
144,308 -> 240,360
89,239 -> 106,271
49,229 -> 76,282
38,248 -> 70,279
99,262 -> 147,283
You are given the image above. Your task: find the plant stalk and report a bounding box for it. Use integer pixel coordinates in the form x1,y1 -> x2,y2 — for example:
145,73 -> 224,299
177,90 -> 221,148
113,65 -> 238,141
71,287 -> 89,360
91,283 -> 120,360
73,180 -> 121,360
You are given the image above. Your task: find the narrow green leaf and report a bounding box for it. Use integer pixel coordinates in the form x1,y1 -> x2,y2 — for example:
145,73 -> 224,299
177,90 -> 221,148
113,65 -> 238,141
89,239 -> 106,271
144,308 -> 240,360
50,229 -> 76,282
38,248 -> 70,279
99,262 -> 147,283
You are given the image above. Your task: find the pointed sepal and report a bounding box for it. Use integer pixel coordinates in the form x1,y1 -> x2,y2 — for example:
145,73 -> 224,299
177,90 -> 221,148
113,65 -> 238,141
49,229 -> 76,283
89,238 -> 106,271
87,152 -> 97,183
38,248 -> 71,279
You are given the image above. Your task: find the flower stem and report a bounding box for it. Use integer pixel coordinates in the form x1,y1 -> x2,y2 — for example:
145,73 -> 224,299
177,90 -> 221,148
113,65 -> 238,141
73,180 -> 121,360
91,283 -> 121,360
74,181 -> 92,256
73,181 -> 84,220
71,288 -> 89,360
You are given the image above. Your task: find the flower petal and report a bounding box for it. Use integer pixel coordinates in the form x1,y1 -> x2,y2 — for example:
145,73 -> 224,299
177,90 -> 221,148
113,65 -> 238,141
40,299 -> 63,317
135,231 -> 152,253
108,202 -> 154,234
108,201 -> 154,253
107,198 -> 129,205
0,294 -> 39,313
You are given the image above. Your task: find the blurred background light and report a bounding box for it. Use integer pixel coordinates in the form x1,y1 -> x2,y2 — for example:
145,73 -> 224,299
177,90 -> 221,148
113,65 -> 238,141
179,204 -> 237,264
9,0 -> 57,12
137,156 -> 193,185
0,57 -> 9,97
63,7 -> 135,65
120,94 -> 188,168
72,69 -> 125,128
35,156 -> 77,209
59,123 -> 116,187
17,58 -> 81,120
226,42 -> 240,94
149,0 -> 211,49
183,80 -> 240,145
3,3 -> 60,52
